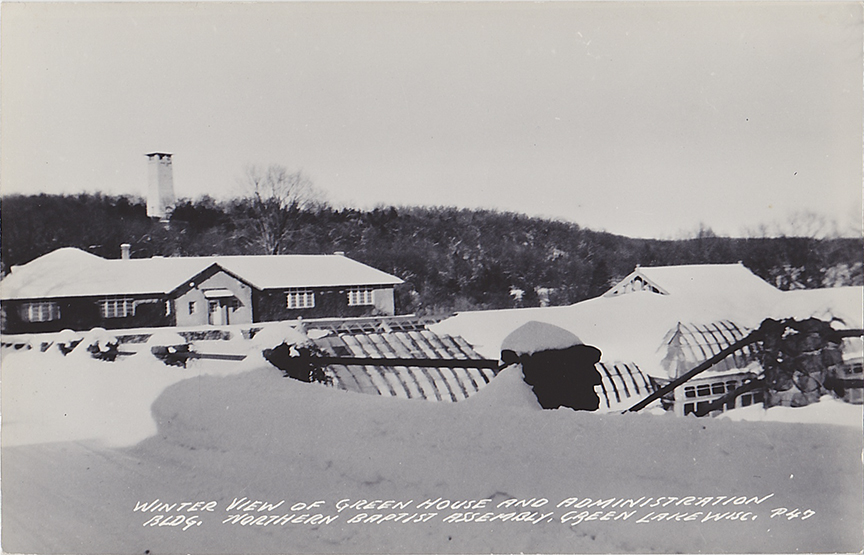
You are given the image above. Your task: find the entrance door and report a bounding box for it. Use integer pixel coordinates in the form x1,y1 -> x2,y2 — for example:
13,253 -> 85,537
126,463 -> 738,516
208,300 -> 229,325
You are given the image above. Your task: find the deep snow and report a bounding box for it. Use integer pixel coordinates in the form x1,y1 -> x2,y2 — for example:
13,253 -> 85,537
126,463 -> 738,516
431,287 -> 864,379
2,339 -> 862,554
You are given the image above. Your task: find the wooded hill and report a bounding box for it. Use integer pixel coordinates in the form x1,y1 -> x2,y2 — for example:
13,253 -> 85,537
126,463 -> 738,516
2,193 -> 861,315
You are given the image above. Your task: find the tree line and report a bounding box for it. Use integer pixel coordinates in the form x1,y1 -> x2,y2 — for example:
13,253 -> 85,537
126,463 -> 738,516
2,192 -> 861,315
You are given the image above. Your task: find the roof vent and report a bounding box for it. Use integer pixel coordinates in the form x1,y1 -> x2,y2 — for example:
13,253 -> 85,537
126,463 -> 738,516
121,243 -> 131,260
334,251 -> 345,256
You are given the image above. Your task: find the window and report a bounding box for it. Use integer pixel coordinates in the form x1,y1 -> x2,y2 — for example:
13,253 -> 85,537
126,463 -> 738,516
681,377 -> 765,414
739,390 -> 764,407
347,287 -> 374,306
99,297 -> 135,318
189,301 -> 196,314
287,288 -> 315,309
20,302 -> 61,322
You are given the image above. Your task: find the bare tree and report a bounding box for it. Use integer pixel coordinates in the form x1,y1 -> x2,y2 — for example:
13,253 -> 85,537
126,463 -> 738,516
782,210 -> 838,239
237,165 -> 324,254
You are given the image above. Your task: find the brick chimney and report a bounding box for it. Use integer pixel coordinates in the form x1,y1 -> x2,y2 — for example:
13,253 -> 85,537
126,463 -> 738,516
121,243 -> 131,260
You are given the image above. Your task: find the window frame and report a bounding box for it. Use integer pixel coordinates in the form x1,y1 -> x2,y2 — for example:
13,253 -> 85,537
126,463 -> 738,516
286,288 -> 315,309
99,297 -> 136,319
20,301 -> 61,323
347,286 -> 374,307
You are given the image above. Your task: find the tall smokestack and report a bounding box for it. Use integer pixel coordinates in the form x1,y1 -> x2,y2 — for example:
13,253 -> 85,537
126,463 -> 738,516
146,152 -> 175,220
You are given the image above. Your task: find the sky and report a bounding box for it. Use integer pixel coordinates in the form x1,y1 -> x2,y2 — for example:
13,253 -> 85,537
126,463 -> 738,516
1,2 -> 862,239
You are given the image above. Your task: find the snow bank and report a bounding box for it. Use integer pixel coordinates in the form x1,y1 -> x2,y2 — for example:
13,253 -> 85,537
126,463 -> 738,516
720,395 -> 863,429
3,345 -> 864,553
3,310 -> 863,553
1,342 -> 256,447
4,360 -> 862,554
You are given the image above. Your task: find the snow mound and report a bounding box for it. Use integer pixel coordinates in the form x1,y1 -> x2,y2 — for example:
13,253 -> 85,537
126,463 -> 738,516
501,320 -> 584,355
248,322 -> 311,350
462,364 -> 543,412
0,346 -> 260,447
145,330 -> 188,346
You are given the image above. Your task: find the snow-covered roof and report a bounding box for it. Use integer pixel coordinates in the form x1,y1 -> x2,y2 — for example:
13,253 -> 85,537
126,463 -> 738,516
433,266 -> 857,381
435,290 -> 772,366
770,286 -> 863,330
0,248 -> 403,300
604,263 -> 782,300
208,254 -> 403,289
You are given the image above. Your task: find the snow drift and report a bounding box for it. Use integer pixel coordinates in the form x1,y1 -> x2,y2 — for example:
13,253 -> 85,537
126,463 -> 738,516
2,338 -> 862,554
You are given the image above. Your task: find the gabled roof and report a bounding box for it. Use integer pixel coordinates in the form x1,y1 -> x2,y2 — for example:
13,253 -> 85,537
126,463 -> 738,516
604,263 -> 781,299
0,248 -> 402,301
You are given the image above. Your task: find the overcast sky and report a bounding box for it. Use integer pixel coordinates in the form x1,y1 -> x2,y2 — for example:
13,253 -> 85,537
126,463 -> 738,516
2,2 -> 861,239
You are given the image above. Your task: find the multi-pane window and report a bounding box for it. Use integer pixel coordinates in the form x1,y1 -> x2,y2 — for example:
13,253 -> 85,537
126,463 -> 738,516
287,288 -> 315,309
99,297 -> 135,318
682,378 -> 762,415
20,302 -> 61,322
347,287 -> 374,306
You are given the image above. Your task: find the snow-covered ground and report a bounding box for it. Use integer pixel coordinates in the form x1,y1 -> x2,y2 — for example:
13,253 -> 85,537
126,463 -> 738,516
2,339 -> 862,554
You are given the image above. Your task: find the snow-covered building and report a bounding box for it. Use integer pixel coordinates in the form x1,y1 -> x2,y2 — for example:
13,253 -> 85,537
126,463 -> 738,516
654,321 -> 763,416
0,247 -> 403,334
603,262 -> 785,309
433,263 -> 862,414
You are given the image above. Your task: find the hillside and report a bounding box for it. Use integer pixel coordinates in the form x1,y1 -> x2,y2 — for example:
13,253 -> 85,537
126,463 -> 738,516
2,193 -> 861,314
